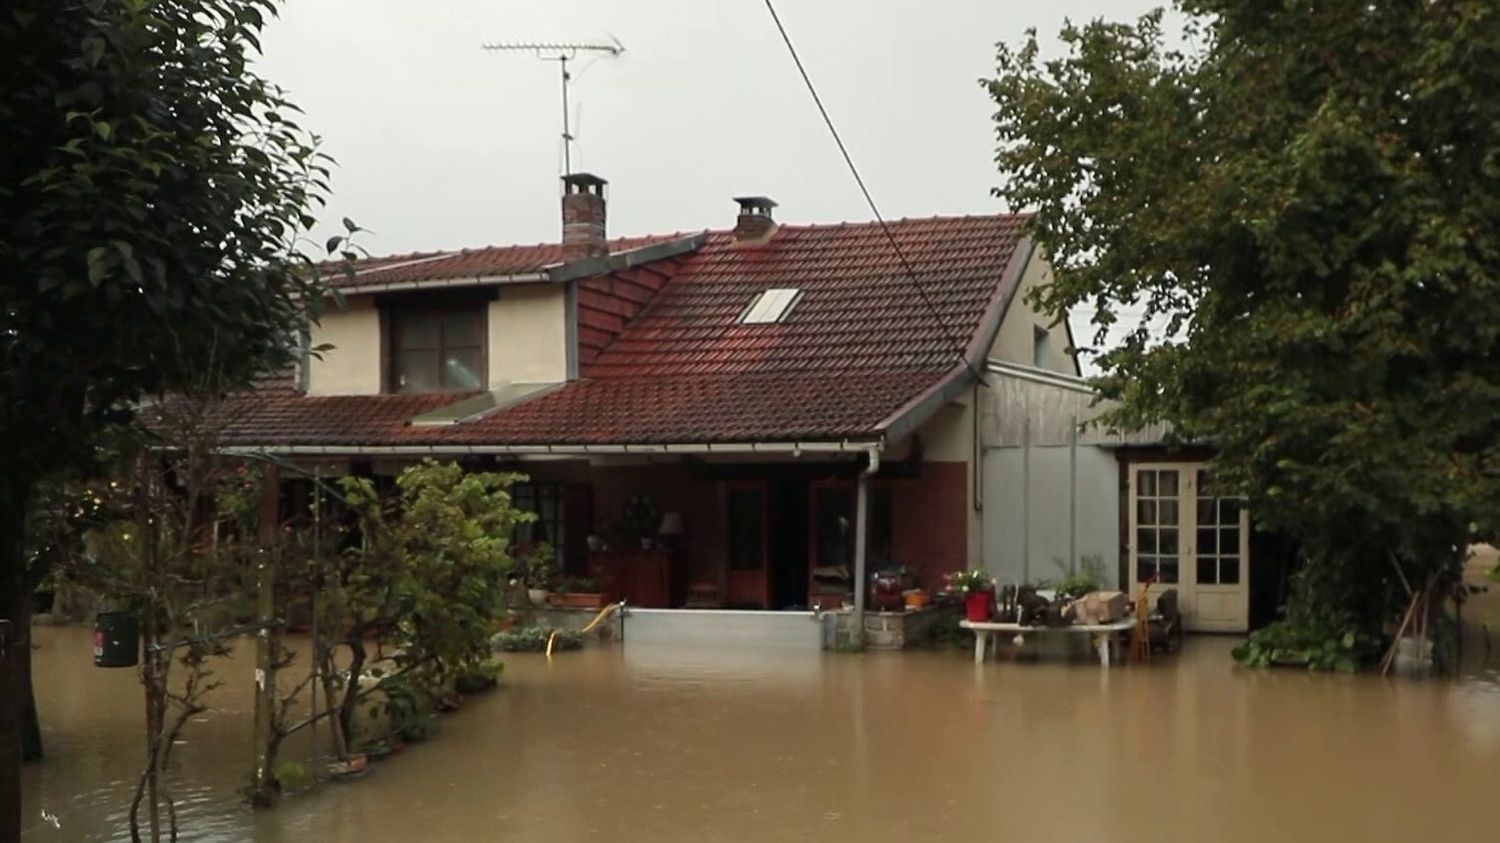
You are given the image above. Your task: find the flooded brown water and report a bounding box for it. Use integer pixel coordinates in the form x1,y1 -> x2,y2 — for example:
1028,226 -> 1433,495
20,581 -> 1500,843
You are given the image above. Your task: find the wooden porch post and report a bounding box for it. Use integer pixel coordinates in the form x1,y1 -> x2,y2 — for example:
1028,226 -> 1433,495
251,463 -> 279,801
852,460 -> 872,648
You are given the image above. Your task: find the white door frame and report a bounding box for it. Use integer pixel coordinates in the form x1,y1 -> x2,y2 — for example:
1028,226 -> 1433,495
1127,462 -> 1250,633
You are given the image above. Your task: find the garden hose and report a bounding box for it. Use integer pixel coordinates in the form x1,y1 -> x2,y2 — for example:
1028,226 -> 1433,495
545,601 -> 624,659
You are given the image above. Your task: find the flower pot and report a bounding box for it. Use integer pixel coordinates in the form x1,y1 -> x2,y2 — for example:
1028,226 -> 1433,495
528,588 -> 549,606
548,592 -> 607,610
964,590 -> 994,623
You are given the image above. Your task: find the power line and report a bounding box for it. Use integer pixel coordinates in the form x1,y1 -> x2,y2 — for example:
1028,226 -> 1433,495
761,0 -> 983,381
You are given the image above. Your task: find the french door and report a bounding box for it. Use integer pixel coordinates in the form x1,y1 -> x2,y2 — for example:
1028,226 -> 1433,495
1128,464 -> 1249,632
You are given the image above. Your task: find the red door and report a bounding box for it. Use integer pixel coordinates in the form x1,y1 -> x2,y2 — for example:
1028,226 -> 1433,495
724,482 -> 769,608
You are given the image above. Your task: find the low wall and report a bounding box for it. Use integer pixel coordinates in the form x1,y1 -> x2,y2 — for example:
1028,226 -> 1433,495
827,606 -> 940,650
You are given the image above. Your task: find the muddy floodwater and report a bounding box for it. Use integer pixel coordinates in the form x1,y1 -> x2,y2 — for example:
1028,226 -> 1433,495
20,587 -> 1500,842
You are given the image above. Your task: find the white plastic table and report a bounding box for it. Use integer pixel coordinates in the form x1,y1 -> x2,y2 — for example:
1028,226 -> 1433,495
960,618 -> 1137,666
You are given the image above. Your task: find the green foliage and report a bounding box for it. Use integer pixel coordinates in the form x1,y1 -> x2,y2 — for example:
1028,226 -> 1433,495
336,460 -> 529,676
1052,554 -> 1107,599
984,1 -> 1497,604
374,674 -> 434,744
947,568 -> 995,594
453,660 -> 504,695
519,541 -> 557,589
2,0 -> 340,490
271,760 -> 313,795
328,460 -> 530,745
3,1 -> 342,822
491,626 -> 583,653
1233,554 -> 1387,671
554,576 -> 601,594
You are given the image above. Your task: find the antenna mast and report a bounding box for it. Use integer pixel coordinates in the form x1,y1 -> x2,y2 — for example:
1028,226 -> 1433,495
481,37 -> 625,175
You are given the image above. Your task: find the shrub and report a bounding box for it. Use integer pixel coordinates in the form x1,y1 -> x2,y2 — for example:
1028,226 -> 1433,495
491,627 -> 583,653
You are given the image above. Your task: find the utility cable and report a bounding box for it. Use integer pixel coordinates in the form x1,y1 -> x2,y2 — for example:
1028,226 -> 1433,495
762,0 -> 985,381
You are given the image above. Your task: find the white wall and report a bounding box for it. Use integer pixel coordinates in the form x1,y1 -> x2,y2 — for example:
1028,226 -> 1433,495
982,444 -> 1120,590
990,255 -> 1078,375
488,285 -> 569,386
307,296 -> 381,395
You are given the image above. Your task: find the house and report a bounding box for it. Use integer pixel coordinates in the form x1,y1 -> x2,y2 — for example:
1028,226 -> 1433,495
211,173 -> 1267,639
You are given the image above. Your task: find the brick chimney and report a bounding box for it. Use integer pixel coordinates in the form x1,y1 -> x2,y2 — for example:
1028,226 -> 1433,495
733,196 -> 778,244
561,173 -> 608,262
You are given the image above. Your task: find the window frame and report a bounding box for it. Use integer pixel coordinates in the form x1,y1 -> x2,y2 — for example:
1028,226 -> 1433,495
381,293 -> 490,394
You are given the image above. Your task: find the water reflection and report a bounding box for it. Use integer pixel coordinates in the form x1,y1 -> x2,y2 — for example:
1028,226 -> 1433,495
20,599 -> 1500,842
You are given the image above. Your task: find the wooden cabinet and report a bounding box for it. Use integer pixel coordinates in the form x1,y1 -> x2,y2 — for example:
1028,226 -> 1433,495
587,549 -> 687,609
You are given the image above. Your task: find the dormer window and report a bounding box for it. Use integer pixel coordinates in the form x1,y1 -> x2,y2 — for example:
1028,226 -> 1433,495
740,287 -> 802,324
389,302 -> 486,393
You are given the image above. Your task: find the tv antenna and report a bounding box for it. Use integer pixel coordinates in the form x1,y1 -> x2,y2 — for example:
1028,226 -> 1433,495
481,37 -> 626,175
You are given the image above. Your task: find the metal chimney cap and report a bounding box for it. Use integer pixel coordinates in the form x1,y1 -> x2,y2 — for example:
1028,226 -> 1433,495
733,196 -> 778,216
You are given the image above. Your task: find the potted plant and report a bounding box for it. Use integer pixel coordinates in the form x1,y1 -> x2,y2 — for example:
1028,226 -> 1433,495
520,542 -> 556,606
548,576 -> 606,609
949,569 -> 996,622
618,494 -> 661,550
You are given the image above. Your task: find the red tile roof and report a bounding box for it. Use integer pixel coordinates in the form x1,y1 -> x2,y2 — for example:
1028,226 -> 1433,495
196,390 -> 473,445
326,235 -> 681,290
457,371 -> 945,445
583,216 -> 1024,377
218,214 -> 1031,448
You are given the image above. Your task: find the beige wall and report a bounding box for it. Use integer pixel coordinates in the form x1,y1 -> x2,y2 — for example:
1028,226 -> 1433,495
307,285 -> 571,395
307,296 -> 382,395
990,255 -> 1078,375
488,285 -> 569,386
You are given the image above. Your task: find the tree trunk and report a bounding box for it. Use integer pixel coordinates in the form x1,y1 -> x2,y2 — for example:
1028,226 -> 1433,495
20,616 -> 41,763
338,632 -> 367,751
0,476 -> 35,843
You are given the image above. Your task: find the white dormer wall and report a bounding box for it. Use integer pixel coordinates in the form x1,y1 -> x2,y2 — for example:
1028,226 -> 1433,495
304,283 -> 571,396
486,285 -> 570,387
306,296 -> 382,395
990,255 -> 1078,376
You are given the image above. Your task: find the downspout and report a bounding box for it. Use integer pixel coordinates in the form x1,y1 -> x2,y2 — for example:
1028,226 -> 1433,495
971,381 -> 984,572
1068,413 -> 1078,575
1021,415 -> 1031,585
851,446 -> 881,649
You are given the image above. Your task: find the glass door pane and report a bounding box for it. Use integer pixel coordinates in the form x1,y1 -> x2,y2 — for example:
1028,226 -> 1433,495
1134,468 -> 1180,584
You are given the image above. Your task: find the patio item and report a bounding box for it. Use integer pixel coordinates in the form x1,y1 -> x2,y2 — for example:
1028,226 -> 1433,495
961,618 -> 1135,666
963,590 -> 994,622
684,582 -> 723,609
1130,581 -> 1154,664
1070,590 -> 1127,625
1148,588 -> 1183,653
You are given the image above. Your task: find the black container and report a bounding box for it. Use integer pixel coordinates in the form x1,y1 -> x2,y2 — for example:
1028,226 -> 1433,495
93,611 -> 139,668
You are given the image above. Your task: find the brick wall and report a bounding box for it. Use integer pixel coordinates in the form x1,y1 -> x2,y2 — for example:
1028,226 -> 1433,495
589,464 -> 727,586
887,460 -> 968,591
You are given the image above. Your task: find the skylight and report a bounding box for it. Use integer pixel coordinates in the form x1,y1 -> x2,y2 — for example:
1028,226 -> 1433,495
740,288 -> 802,324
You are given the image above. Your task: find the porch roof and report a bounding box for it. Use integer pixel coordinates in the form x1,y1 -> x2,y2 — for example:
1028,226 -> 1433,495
203,369 -> 941,450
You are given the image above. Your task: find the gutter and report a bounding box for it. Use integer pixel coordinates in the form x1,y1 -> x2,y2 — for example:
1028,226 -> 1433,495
220,440 -> 884,458
334,271 -> 550,296
984,359 -> 1097,394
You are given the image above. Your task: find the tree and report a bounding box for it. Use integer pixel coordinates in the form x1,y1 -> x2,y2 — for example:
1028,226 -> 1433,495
985,2 -> 1500,642
1,1 -> 333,834
328,462 -> 528,751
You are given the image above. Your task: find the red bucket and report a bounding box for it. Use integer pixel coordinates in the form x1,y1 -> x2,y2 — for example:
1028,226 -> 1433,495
964,590 -> 994,623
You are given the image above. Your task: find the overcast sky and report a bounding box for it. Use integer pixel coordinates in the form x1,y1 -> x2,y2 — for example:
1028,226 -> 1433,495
258,0 -> 1158,251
